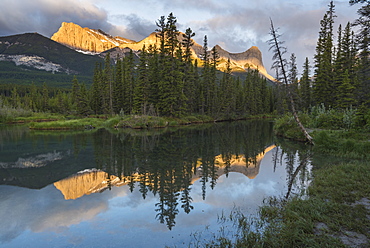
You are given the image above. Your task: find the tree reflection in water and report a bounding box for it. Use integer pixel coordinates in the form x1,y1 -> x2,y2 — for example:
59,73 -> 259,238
0,121 -> 312,229
54,120 -> 311,230
39,121 -> 311,229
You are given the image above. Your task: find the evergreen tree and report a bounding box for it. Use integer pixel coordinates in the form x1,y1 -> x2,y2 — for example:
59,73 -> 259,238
91,62 -> 105,114
350,0 -> 370,106
200,35 -> 212,115
288,53 -> 299,110
133,45 -> 150,114
337,69 -> 356,108
299,57 -> 312,110
71,75 -> 80,107
165,13 -> 179,57
29,82 -> 38,111
113,57 -> 124,114
333,22 -> 358,107
147,44 -> 160,114
156,15 -> 167,56
78,83 -> 91,115
42,82 -> 49,112
220,58 -> 233,114
313,1 -> 336,106
103,53 -> 114,115
11,86 -> 20,108
122,50 -> 135,114
210,46 -> 220,114
182,28 -> 195,64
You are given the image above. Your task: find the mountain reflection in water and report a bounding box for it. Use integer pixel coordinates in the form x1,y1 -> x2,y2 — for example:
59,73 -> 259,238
54,145 -> 276,201
0,120 -> 312,247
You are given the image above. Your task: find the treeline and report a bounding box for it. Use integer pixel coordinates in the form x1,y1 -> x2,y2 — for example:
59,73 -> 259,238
283,0 -> 369,114
0,82 -> 73,113
89,13 -> 274,118
0,13 -> 275,119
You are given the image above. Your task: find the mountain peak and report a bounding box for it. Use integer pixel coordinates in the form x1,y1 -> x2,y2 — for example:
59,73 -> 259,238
51,22 -> 134,53
50,22 -> 274,80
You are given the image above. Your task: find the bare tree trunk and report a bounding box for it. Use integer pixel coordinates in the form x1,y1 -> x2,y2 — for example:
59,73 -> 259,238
269,19 -> 314,145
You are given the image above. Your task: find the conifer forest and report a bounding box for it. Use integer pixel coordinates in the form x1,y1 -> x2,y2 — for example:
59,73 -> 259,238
0,1 -> 369,123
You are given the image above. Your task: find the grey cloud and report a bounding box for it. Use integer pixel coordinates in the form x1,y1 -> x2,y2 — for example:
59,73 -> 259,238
185,0 -> 358,75
0,0 -> 113,37
110,13 -> 156,41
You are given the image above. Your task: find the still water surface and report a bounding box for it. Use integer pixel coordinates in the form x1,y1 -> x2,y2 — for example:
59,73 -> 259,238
0,120 -> 311,247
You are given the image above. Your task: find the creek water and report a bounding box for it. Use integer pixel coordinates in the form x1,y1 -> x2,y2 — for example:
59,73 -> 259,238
0,120 -> 312,247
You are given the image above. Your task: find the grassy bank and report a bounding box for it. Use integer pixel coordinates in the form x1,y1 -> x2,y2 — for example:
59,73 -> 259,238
21,113 -> 274,130
189,158 -> 369,247
273,108 -> 370,159
257,159 -> 370,247
188,110 -> 370,247
26,114 -> 217,130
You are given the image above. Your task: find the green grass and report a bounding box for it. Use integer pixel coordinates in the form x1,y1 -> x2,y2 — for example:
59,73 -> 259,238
25,114 -> 217,130
189,160 -> 370,247
273,113 -> 311,141
263,162 -> 369,246
29,118 -> 105,130
313,130 -> 370,159
0,105 -> 34,123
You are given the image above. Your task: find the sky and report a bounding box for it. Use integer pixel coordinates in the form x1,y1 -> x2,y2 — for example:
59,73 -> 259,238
0,0 -> 360,76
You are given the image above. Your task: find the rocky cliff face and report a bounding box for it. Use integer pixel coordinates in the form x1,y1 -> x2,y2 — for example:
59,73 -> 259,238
51,22 -> 274,80
213,45 -> 274,81
51,22 -> 134,53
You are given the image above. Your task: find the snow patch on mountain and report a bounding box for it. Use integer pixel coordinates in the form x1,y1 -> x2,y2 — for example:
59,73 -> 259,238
0,54 -> 74,74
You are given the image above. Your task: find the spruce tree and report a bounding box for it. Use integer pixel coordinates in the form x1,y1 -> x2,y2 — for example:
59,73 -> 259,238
78,83 -> 91,115
210,46 -> 220,114
299,57 -> 312,110
288,53 -> 299,110
71,75 -> 80,109
201,35 -> 212,115
113,57 -> 123,114
11,86 -> 20,108
337,69 -> 356,108
122,50 -> 135,114
313,1 -> 336,107
103,53 -> 113,115
165,13 -> 179,57
350,0 -> 370,106
42,82 -> 49,112
182,28 -> 195,64
134,45 -> 150,114
147,44 -> 160,114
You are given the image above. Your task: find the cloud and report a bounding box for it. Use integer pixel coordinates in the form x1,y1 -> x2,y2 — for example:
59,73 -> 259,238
0,0 -> 113,37
181,0 -> 358,75
0,0 -> 360,76
109,14 -> 156,41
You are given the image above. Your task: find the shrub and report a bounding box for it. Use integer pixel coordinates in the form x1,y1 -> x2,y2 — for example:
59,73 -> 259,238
313,130 -> 369,159
0,101 -> 33,123
309,104 -> 361,130
273,113 -> 310,141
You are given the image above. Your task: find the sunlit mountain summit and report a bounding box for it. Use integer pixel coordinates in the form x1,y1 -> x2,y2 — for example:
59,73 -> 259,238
51,22 -> 274,81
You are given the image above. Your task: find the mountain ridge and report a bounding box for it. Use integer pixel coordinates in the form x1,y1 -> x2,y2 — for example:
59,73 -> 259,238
51,22 -> 275,81
0,32 -> 104,86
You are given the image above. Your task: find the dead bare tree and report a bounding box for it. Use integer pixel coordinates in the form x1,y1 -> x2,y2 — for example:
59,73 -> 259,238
268,19 -> 314,145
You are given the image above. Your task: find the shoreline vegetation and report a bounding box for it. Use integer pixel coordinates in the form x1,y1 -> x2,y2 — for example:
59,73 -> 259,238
2,112 -> 369,247
187,112 -> 369,247
0,109 -> 275,130
1,0 -> 369,246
